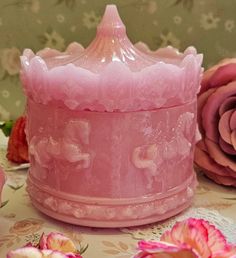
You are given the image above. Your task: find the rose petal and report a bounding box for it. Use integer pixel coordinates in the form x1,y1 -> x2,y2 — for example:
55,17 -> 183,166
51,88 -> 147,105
210,63 -> 236,88
200,58 -> 236,93
218,110 -> 234,144
41,249 -> 67,258
201,69 -> 216,93
39,233 -> 48,249
219,137 -> 236,155
219,96 -> 236,116
213,245 -> 236,258
205,138 -> 236,172
202,81 -> 236,142
204,170 -> 236,187
197,88 -> 216,135
230,111 -> 236,131
134,241 -> 199,258
161,219 -> 211,257
7,247 -> 42,258
46,233 -> 77,253
195,144 -> 236,178
66,254 -> 82,258
201,220 -> 227,254
138,240 -> 181,252
231,130 -> 236,151
196,139 -> 208,151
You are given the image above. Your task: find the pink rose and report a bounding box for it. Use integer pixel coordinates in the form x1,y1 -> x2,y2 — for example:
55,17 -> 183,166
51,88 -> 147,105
7,232 -> 84,258
133,218 -> 236,258
39,233 -> 82,258
195,58 -> 236,186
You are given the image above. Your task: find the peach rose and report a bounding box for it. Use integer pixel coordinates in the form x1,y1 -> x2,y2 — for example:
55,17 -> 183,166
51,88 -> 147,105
1,47 -> 21,75
9,218 -> 43,236
195,59 -> 236,186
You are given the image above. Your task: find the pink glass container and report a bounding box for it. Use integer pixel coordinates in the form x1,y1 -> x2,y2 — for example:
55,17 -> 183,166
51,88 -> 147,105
21,5 -> 203,227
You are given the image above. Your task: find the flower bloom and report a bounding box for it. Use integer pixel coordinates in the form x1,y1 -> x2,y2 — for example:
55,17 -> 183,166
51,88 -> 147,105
133,218 -> 236,258
195,58 -> 236,186
7,116 -> 29,164
7,232 -> 83,258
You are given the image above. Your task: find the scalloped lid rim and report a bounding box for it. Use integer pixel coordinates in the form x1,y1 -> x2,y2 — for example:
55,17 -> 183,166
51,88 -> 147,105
21,5 -> 203,73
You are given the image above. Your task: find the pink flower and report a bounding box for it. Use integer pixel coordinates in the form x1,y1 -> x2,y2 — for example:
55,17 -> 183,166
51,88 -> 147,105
134,240 -> 200,258
39,233 -> 77,254
7,232 -> 84,258
195,58 -> 236,186
39,233 -> 82,257
133,218 -> 236,258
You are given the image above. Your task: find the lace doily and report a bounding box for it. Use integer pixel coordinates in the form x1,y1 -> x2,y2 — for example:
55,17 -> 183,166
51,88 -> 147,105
121,207 -> 236,244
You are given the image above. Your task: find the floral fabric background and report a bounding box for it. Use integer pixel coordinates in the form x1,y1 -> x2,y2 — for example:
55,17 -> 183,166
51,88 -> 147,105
0,0 -> 236,119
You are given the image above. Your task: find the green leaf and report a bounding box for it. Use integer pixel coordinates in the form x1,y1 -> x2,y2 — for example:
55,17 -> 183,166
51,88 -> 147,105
79,243 -> 89,254
0,120 -> 14,137
0,200 -> 9,208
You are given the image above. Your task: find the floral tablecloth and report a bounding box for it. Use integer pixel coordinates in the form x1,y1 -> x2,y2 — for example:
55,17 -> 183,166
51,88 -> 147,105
1,131 -> 236,257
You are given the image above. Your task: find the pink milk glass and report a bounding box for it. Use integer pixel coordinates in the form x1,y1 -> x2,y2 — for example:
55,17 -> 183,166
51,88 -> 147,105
20,5 -> 203,227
